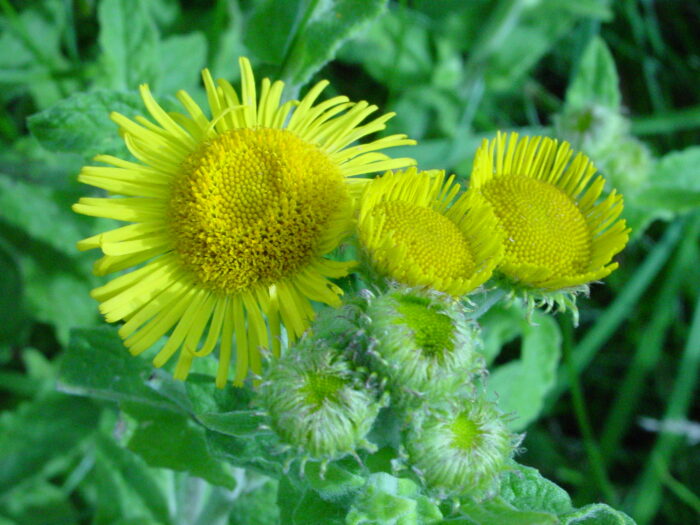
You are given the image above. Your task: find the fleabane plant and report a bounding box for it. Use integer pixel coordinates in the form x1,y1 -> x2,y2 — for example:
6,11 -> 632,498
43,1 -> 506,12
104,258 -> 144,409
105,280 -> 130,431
69,57 -> 634,523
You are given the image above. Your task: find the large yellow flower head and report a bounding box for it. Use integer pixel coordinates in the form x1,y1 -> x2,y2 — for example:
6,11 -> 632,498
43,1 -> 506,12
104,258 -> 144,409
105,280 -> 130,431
469,131 -> 629,293
73,57 -> 416,387
357,168 -> 503,297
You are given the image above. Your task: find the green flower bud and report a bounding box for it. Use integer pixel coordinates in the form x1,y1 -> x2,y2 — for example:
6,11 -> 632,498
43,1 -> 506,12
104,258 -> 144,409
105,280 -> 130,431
346,472 -> 443,525
258,339 -> 386,466
554,103 -> 627,156
365,288 -> 483,402
405,397 -> 522,500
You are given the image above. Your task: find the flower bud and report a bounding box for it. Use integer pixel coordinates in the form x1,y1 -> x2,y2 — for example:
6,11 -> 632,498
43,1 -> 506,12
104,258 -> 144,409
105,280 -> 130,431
405,397 -> 522,500
258,339 -> 385,463
365,288 -> 483,402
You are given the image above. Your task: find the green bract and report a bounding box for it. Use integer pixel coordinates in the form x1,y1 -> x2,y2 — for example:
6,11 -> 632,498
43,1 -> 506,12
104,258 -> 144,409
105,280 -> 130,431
258,339 -> 385,465
365,289 -> 483,402
405,397 -> 521,500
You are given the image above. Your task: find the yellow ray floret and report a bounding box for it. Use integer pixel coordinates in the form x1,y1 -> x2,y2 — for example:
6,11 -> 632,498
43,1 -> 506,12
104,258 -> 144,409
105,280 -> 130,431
358,168 -> 504,297
469,131 -> 630,291
73,57 -> 417,387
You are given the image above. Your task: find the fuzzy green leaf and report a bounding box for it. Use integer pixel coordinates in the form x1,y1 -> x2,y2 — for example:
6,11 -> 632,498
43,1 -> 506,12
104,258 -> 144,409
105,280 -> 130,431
346,473 -> 442,525
27,90 -> 143,159
277,476 -> 346,525
282,0 -> 388,87
205,427 -> 282,479
560,503 -> 636,524
499,464 -> 573,515
198,410 -> 265,437
484,306 -> 562,431
635,147 -> 700,213
304,461 -> 366,503
0,393 -> 99,495
93,433 -> 172,525
0,242 -> 24,344
566,36 -> 620,111
97,0 -> 160,90
123,403 -> 238,490
58,326 -> 183,411
158,32 -> 208,95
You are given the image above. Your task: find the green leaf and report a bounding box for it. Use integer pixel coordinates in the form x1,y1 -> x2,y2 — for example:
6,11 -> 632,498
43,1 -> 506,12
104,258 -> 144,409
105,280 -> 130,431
58,326 -> 183,411
0,174 -> 93,253
123,403 -> 238,490
198,410 -> 265,437
0,393 -> 99,495
158,33 -> 208,95
560,503 -> 636,524
28,90 -> 143,159
205,427 -> 282,479
282,0 -> 388,87
339,9 -> 433,92
0,482 -> 77,525
245,0 -> 304,64
93,432 -> 172,525
0,242 -> 24,344
346,472 -> 442,525
228,479 -> 280,525
454,498 -> 559,525
304,461 -> 365,502
97,0 -> 160,90
483,305 -> 562,431
635,147 -> 700,213
499,464 -> 573,516
0,0 -> 73,108
566,36 -> 620,111
481,1 -> 611,92
277,475 -> 346,525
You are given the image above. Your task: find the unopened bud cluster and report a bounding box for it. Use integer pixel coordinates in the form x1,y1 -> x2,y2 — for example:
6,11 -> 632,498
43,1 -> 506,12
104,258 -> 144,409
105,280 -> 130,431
256,285 -> 520,502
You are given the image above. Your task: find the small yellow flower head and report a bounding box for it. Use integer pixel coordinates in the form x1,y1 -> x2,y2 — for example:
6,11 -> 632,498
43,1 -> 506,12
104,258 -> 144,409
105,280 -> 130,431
73,57 -> 416,387
365,289 -> 483,402
357,168 -> 504,297
469,131 -> 630,292
258,341 -> 385,467
405,398 -> 521,500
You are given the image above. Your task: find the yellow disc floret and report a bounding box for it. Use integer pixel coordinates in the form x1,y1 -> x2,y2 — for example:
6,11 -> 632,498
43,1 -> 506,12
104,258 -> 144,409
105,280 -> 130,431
370,201 -> 476,283
169,128 -> 348,293
358,168 -> 503,297
480,175 -> 591,277
469,132 -> 630,291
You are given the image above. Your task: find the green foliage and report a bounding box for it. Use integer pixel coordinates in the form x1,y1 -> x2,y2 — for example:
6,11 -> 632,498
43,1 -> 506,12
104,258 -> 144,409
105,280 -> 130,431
97,0 -> 160,90
565,36 -> 621,111
346,473 -> 442,524
27,91 -> 143,160
0,242 -> 24,344
480,303 -> 562,431
0,394 -> 99,495
123,403 -> 238,489
247,0 -> 387,88
635,147 -> 700,213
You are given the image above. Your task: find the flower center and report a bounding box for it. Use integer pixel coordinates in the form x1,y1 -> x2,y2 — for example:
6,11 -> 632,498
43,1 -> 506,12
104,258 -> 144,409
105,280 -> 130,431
301,372 -> 347,408
450,412 -> 481,451
373,201 -> 476,281
480,175 -> 591,277
169,128 -> 348,293
394,295 -> 454,360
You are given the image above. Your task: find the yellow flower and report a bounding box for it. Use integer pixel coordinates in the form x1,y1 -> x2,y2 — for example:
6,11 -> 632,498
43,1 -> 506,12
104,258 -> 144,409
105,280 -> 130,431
357,168 -> 503,297
469,131 -> 629,292
73,57 -> 415,387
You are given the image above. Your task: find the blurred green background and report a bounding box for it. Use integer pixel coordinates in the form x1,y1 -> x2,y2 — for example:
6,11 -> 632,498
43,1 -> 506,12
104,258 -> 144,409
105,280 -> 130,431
1,0 -> 699,524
